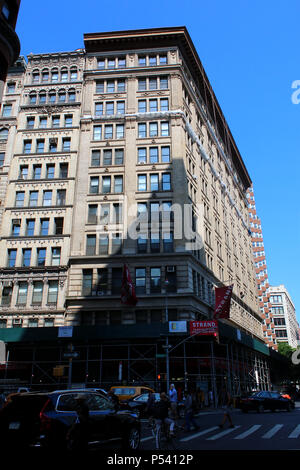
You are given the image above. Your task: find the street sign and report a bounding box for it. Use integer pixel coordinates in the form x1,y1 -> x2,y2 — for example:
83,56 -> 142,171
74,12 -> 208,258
63,352 -> 79,359
156,354 -> 166,358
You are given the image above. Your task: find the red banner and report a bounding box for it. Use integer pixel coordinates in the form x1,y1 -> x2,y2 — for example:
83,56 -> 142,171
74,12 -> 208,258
190,320 -> 218,336
121,264 -> 137,306
213,285 -> 233,319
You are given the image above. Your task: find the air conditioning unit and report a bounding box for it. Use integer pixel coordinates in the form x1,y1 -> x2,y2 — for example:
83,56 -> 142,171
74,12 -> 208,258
12,219 -> 21,224
138,161 -> 145,165
49,138 -> 57,144
167,266 -> 175,272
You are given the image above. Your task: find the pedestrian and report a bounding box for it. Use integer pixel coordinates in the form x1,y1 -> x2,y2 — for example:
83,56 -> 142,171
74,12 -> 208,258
66,394 -> 90,452
168,383 -> 178,424
184,389 -> 199,432
152,392 -> 175,448
218,388 -> 234,429
209,390 -> 214,407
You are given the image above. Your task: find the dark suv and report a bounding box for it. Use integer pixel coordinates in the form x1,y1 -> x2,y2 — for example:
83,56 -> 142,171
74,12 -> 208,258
0,389 -> 140,451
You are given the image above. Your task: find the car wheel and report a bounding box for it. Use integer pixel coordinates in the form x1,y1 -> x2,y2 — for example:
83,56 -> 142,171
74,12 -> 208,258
123,427 -> 140,451
257,404 -> 264,413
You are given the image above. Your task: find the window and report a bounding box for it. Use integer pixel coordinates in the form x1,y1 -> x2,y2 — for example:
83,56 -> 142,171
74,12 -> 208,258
69,90 -> 76,102
52,116 -> 60,128
49,139 -> 57,152
40,218 -> 49,236
43,190 -> 52,206
42,70 -> 49,82
51,69 -> 58,82
103,149 -> 112,166
138,123 -> 146,138
99,235 -> 109,255
22,248 -> 32,267
36,139 -> 45,153
160,76 -> 168,89
137,234 -> 147,253
49,92 -> 56,103
150,174 -> 159,191
150,147 -> 158,164
27,117 -> 35,129
149,122 -> 158,137
114,175 -> 123,193
2,287 -> 12,306
150,202 -> 160,222
19,165 -> 28,179
138,56 -> 146,66
28,318 -> 38,328
39,93 -> 46,104
64,115 -> 73,127
61,69 -> 68,82
150,232 -> 160,253
39,117 -> 47,129
88,205 -> 97,224
162,173 -> 171,190
54,217 -> 64,235
91,150 -> 100,166
104,125 -> 113,139
58,92 -> 66,102
115,149 -> 124,165
106,102 -> 114,115
149,78 -> 157,90
7,82 -> 15,93
160,98 -> 169,111
138,148 -> 147,164
51,247 -> 61,266
138,78 -> 147,91
117,101 -> 125,114
59,163 -> 68,178
96,80 -> 104,93
138,100 -> 147,113
32,72 -> 39,83
161,121 -> 169,136
102,176 -> 111,194
37,248 -> 46,266
23,140 -> 32,154
17,282 -> 28,305
70,68 -> 78,81
45,318 -> 54,327
26,219 -> 35,236
97,59 -> 105,69
100,204 -> 110,225
33,165 -> 41,179
97,269 -> 108,295
163,232 -> 173,252
107,80 -> 115,92
116,124 -> 124,139
15,191 -> 25,207
95,102 -> 103,116
149,99 -> 158,112
0,128 -> 8,140
86,235 -> 96,255
117,79 -> 125,92
29,93 -> 37,104
82,270 -> 93,296
150,268 -> 161,293
149,56 -> 157,66
111,268 -> 122,295
7,249 -> 17,267
161,146 -> 170,162
112,233 -> 122,254
108,58 -> 116,69
12,220 -> 20,236
159,55 -> 167,65
32,281 -> 43,304
135,268 -> 146,295
46,164 -> 55,179
0,152 -> 4,167
138,174 -> 147,191
2,104 -> 12,117
47,281 -> 58,304
113,203 -> 122,223
56,189 -> 66,206
62,138 -> 71,151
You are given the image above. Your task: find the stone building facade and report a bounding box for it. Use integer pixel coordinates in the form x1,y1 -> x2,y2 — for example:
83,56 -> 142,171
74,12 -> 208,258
269,285 -> 298,349
0,27 -> 264,343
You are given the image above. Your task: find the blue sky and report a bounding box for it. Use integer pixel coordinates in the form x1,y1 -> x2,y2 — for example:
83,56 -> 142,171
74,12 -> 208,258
15,0 -> 300,319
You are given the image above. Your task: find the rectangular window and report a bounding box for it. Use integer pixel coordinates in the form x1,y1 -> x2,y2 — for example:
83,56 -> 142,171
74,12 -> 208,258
111,233 -> 122,254
2,104 -> 12,117
51,70 -> 58,82
47,281 -> 58,304
111,268 -> 122,295
162,173 -> 171,190
49,139 -> 57,152
36,139 -> 45,153
138,123 -> 146,138
149,122 -> 158,137
138,148 -> 147,164
149,147 -> 158,163
46,164 -> 55,179
103,149 -> 112,166
149,56 -> 157,66
104,125 -> 113,139
160,76 -> 168,89
138,56 -> 146,66
97,268 -> 108,295
15,191 -> 25,207
0,152 -> 4,167
37,248 -> 46,266
43,190 -> 52,206
150,232 -> 160,253
160,98 -> 169,111
150,173 -> 159,191
97,59 -> 105,69
116,124 -> 124,139
17,282 -> 28,305
138,78 -> 147,91
159,55 -> 168,65
102,176 -> 111,194
106,80 -> 115,93
56,189 -> 66,206
19,165 -> 28,179
7,82 -> 15,93
149,78 -> 157,90
106,102 -> 114,115
150,268 -> 161,293
117,101 -> 125,114
150,202 -> 160,223
39,117 -> 47,129
138,174 -> 147,191
51,247 -> 61,266
54,217 -> 64,235
52,116 -> 60,128
96,81 -> 104,93
91,150 -> 100,166
117,79 -> 125,92
95,102 -> 103,116
112,203 -> 122,223
138,100 -> 147,113
32,281 -> 43,304
7,249 -> 17,267
93,125 -> 102,140
161,121 -> 169,136
88,205 -> 97,224
33,165 -> 41,180
62,138 -> 71,151
23,140 -> 32,154
29,191 -> 39,207
114,149 -> 124,165
40,218 -> 49,236
135,268 -> 146,295
149,99 -> 158,112
114,175 -> 123,193
99,234 -> 109,255
90,177 -> 99,194
161,146 -> 170,163
137,234 -> 147,253
59,163 -> 68,178
163,232 -> 174,252
86,235 -> 96,255
2,287 -> 12,306
26,219 -> 35,236
22,248 -> 31,267
64,115 -> 73,127
100,204 -> 110,224
27,117 -> 35,129
82,270 -> 93,296
12,220 -> 20,236
108,58 -> 116,69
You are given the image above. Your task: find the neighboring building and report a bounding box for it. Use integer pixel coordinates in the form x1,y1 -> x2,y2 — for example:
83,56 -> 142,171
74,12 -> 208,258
246,187 -> 277,349
269,285 -> 298,349
0,27 -> 275,393
0,0 -> 21,102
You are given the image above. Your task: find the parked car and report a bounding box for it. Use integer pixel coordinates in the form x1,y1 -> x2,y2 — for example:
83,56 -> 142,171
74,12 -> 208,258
239,390 -> 294,413
0,389 -> 140,451
109,385 -> 154,402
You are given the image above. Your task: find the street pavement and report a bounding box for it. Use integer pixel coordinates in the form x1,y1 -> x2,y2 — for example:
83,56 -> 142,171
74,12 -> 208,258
140,402 -> 300,451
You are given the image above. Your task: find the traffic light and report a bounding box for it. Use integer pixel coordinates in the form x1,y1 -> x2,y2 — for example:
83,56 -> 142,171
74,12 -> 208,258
157,374 -> 161,380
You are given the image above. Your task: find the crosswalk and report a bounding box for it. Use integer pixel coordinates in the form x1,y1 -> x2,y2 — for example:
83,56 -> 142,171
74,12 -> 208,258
141,423 -> 300,444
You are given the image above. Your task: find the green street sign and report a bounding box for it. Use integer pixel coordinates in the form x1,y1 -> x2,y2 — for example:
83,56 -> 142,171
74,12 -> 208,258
156,354 -> 166,358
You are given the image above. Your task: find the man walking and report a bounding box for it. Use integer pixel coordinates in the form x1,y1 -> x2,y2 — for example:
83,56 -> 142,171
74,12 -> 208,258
184,389 -> 199,432
168,383 -> 178,424
219,388 -> 234,429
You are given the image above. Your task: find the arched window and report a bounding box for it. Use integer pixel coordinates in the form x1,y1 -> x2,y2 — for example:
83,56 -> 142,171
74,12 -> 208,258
61,68 -> 68,82
49,90 -> 56,103
51,68 -> 59,83
29,92 -> 37,104
32,70 -> 40,84
41,68 -> 49,83
39,90 -> 47,104
70,67 -> 78,81
68,88 -> 76,102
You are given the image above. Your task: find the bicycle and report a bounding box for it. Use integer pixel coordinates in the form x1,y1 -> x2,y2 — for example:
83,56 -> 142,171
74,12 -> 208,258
151,418 -> 181,450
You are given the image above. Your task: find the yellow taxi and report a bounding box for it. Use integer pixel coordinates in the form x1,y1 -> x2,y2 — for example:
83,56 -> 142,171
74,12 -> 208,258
109,385 -> 154,402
